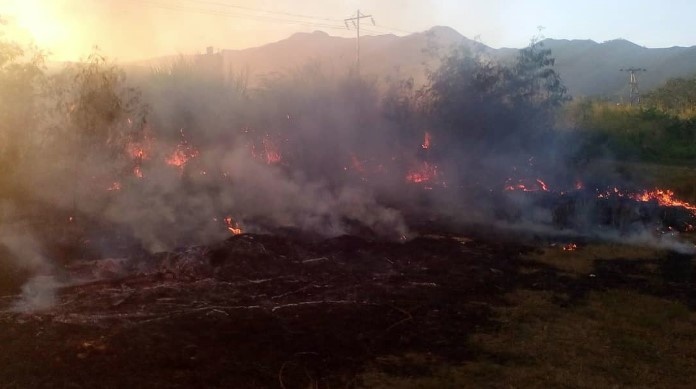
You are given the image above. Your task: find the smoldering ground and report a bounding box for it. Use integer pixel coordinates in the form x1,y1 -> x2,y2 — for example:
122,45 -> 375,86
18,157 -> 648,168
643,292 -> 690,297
2,43 -> 695,313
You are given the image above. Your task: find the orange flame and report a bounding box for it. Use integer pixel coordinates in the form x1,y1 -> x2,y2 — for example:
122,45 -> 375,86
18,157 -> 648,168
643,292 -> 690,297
107,181 -> 121,191
350,154 -> 366,173
406,161 -> 438,184
224,216 -> 243,235
249,134 -> 283,165
505,178 -> 549,192
631,189 -> 696,215
562,243 -> 578,251
126,143 -> 149,161
421,131 -> 432,149
165,131 -> 199,170
125,130 -> 153,178
262,136 -> 282,165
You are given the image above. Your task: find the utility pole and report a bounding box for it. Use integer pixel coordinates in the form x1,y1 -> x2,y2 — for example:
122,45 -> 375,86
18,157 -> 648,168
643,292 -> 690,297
620,67 -> 647,105
344,10 -> 375,75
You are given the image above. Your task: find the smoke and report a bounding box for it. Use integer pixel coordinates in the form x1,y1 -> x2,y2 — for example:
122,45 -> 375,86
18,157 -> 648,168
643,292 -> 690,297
11,275 -> 62,312
0,223 -> 62,312
3,34 -> 695,279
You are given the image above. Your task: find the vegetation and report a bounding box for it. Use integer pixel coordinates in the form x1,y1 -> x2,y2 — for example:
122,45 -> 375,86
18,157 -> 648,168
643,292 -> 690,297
3,22 -> 696,389
358,241 -> 696,389
563,73 -> 696,166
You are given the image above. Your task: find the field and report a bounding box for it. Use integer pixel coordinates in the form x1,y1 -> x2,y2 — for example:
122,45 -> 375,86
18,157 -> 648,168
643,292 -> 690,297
3,23 -> 696,389
1,223 -> 695,388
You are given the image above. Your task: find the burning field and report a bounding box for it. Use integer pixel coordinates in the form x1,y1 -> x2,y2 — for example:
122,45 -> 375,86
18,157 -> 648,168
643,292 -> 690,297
2,227 -> 696,387
3,36 -> 696,388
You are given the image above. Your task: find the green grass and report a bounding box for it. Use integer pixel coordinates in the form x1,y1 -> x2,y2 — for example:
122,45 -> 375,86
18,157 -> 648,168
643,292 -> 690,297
357,239 -> 696,388
524,242 -> 662,276
358,288 -> 696,388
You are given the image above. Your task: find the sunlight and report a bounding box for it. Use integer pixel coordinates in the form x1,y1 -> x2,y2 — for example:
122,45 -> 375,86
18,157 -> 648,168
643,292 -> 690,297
1,0 -> 74,60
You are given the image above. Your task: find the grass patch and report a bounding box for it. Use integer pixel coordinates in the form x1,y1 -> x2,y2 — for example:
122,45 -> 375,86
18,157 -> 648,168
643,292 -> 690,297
525,243 -> 662,276
358,289 -> 696,388
583,159 -> 696,204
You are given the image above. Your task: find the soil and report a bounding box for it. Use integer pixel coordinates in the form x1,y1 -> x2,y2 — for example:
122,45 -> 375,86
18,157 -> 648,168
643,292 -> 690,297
0,229 -> 694,388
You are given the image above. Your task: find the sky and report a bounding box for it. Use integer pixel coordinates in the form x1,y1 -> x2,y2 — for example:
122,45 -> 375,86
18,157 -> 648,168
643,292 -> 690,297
0,0 -> 694,62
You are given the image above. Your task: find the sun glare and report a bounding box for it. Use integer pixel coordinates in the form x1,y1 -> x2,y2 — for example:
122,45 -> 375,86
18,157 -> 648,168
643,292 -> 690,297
1,0 -> 74,60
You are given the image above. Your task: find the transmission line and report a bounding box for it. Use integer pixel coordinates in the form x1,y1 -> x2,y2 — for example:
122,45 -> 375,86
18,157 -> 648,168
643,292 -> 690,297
176,0 -> 342,22
125,0 -> 346,30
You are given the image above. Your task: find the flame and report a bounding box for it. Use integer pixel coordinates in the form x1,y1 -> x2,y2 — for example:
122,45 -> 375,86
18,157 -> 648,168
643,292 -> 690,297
421,131 -> 431,149
505,178 -> 549,192
406,161 -> 438,184
126,143 -> 148,161
125,130 -> 153,178
562,243 -> 578,251
631,189 -> 696,215
262,136 -> 282,165
165,130 -> 199,170
107,182 -> 121,191
165,147 -> 199,169
249,134 -> 283,165
350,154 -> 366,173
224,216 -> 243,235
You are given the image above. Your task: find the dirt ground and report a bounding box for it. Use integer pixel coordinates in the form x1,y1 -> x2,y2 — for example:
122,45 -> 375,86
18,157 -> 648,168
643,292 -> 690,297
1,228 -> 695,388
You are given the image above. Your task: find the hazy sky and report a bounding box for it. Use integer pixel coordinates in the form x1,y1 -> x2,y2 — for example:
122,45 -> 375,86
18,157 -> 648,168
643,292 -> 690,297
0,0 -> 693,62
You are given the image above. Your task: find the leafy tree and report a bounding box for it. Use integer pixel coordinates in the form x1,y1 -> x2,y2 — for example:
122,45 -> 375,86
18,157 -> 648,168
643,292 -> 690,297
423,40 -> 569,156
643,76 -> 696,115
0,28 -> 46,199
51,49 -> 147,213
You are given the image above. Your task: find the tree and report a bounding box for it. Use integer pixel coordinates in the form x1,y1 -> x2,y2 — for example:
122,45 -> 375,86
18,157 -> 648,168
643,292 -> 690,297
52,49 -> 147,214
0,28 -> 46,199
424,40 -> 569,156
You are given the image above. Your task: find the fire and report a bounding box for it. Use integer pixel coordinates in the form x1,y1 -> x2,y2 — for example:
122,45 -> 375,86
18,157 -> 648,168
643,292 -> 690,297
165,130 -> 199,170
165,147 -> 199,169
126,143 -> 149,161
562,243 -> 578,251
125,130 -> 153,178
262,136 -> 282,165
107,182 -> 121,191
350,154 -> 366,173
406,161 -> 438,184
224,216 -> 243,235
631,189 -> 696,215
421,131 -> 432,149
505,178 -> 549,192
249,134 -> 283,165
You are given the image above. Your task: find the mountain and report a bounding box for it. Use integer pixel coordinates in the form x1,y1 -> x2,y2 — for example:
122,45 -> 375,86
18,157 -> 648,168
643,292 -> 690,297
540,38 -> 696,98
129,27 -> 696,99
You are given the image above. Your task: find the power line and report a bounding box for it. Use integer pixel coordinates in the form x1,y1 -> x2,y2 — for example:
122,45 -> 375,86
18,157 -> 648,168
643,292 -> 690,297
369,24 -> 414,35
177,0 -> 342,22
124,0 -> 346,30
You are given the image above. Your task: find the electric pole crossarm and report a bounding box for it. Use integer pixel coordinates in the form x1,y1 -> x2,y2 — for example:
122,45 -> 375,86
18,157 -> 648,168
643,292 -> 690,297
344,9 -> 375,75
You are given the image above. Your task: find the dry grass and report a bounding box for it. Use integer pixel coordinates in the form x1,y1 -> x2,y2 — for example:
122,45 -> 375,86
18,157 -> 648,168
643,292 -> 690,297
524,243 -> 662,276
359,289 -> 696,388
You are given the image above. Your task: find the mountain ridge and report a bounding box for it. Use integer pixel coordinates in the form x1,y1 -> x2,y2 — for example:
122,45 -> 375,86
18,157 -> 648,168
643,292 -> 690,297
127,26 -> 696,98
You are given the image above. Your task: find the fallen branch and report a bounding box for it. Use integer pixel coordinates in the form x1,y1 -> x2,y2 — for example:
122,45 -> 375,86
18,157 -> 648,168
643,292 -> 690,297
271,283 -> 326,300
271,300 -> 376,312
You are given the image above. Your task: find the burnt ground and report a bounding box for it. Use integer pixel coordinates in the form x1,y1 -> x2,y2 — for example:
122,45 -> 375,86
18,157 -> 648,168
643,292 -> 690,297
1,231 -> 695,388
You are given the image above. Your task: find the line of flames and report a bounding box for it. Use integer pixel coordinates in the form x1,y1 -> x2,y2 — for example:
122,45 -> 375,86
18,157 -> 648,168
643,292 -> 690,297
506,180 -> 696,217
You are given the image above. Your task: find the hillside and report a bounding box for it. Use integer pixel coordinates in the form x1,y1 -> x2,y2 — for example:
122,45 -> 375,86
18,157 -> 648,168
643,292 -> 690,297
541,38 -> 696,98
128,26 -> 696,99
